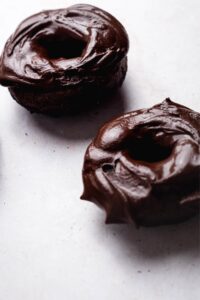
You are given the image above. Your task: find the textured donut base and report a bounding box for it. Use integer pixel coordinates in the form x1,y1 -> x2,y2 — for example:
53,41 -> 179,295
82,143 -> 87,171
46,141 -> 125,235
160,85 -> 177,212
9,57 -> 127,116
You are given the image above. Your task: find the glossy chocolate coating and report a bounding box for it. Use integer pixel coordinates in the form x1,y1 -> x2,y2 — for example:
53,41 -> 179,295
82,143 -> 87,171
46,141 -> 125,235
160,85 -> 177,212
81,99 -> 200,226
0,4 -> 129,114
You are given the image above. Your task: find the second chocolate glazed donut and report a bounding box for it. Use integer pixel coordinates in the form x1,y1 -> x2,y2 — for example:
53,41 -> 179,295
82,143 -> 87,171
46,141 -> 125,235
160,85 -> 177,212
0,4 -> 129,115
81,99 -> 200,226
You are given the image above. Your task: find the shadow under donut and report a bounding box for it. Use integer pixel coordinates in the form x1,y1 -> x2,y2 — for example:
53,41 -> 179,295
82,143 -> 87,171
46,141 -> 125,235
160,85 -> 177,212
94,215 -> 200,260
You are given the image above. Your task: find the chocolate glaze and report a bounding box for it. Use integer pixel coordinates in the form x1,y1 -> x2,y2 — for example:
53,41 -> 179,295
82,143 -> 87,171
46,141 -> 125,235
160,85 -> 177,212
0,4 -> 129,114
81,99 -> 200,226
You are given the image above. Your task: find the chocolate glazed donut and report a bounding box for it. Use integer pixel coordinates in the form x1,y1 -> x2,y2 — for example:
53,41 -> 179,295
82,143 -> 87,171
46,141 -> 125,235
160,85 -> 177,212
0,4 -> 129,115
81,99 -> 200,226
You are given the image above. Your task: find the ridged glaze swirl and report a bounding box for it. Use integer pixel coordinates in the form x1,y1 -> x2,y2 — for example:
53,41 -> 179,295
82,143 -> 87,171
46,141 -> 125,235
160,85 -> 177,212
0,4 -> 129,88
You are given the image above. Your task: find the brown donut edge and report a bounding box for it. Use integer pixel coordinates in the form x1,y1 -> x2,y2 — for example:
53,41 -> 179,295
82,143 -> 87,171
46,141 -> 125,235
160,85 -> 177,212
8,57 -> 127,116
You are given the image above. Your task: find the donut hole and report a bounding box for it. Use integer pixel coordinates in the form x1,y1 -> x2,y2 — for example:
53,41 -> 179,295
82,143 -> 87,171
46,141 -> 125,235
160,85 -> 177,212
102,164 -> 114,173
127,134 -> 172,163
33,29 -> 87,60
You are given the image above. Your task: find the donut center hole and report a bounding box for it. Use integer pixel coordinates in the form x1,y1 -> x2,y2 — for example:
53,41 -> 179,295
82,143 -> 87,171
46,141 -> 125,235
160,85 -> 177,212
102,164 -> 114,173
33,29 -> 87,60
127,134 -> 172,163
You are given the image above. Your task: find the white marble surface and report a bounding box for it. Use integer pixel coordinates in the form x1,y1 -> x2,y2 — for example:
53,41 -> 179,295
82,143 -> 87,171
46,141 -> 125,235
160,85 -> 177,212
0,1 -> 199,299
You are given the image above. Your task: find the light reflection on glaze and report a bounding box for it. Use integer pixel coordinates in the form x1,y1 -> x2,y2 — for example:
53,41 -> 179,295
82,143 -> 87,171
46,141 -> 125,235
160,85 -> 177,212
0,4 -> 129,87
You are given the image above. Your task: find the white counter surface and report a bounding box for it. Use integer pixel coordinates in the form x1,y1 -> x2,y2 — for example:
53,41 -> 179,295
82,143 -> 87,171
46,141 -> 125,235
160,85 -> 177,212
0,1 -> 199,299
